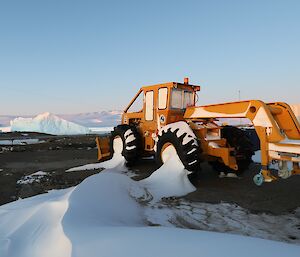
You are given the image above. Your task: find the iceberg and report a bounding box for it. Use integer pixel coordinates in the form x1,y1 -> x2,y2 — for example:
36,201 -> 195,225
10,112 -> 91,135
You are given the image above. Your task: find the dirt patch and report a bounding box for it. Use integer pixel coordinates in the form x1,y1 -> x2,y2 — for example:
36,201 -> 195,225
0,133 -> 101,204
186,162 -> 300,215
131,159 -> 300,215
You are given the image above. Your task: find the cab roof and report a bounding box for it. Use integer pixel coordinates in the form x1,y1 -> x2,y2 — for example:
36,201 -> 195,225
141,81 -> 200,91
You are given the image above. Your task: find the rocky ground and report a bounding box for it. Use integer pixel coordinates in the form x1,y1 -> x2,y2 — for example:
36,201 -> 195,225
1,132 -> 300,215
0,132 -> 101,204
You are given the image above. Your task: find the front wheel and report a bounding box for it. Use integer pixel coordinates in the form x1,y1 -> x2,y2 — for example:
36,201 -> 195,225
110,124 -> 141,165
155,121 -> 202,174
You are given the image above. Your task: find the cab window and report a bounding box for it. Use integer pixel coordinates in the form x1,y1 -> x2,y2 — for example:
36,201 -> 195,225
158,88 -> 168,109
171,89 -> 182,109
183,91 -> 194,108
127,90 -> 143,113
171,89 -> 194,109
145,91 -> 154,120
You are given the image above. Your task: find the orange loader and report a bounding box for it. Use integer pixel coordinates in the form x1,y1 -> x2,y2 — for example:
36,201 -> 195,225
96,78 -> 300,186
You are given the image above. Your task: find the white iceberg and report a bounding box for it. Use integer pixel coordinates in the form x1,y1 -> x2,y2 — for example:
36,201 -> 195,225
10,112 -> 91,135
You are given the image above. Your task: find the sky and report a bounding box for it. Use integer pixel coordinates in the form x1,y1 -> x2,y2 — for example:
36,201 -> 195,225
0,0 -> 299,115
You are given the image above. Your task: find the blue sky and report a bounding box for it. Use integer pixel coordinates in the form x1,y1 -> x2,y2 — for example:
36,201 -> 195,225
0,0 -> 299,115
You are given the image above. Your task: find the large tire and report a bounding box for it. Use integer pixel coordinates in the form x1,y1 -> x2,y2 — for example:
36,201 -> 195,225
155,121 -> 202,174
110,124 -> 141,165
210,126 -> 254,174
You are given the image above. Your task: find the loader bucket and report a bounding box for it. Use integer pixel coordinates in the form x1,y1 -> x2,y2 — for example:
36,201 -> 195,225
95,136 -> 111,161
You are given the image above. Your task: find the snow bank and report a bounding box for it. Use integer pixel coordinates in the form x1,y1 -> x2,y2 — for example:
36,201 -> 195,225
0,189 -> 72,257
66,152 -> 126,172
141,145 -> 195,201
63,173 -> 145,228
67,137 -> 195,201
0,148 -> 299,257
10,112 -> 91,135
66,136 -> 126,172
1,170 -> 299,257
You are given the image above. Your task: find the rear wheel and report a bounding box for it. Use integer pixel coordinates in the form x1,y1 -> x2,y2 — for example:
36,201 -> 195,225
209,126 -> 254,174
155,121 -> 202,175
110,124 -> 141,165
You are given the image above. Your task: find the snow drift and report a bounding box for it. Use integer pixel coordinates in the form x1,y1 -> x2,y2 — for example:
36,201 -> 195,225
0,145 -> 299,256
10,112 -> 91,135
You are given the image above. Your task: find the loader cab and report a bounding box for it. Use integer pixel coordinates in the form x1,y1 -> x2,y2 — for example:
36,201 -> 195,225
122,79 -> 200,152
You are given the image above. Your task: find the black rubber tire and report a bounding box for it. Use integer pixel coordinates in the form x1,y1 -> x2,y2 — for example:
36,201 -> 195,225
210,126 -> 254,174
110,124 -> 141,165
155,122 -> 202,174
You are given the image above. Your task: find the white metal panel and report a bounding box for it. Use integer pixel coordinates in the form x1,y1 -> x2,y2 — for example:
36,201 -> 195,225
269,143 -> 300,155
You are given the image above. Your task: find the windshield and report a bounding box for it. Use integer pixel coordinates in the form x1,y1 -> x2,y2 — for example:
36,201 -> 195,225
170,89 -> 194,109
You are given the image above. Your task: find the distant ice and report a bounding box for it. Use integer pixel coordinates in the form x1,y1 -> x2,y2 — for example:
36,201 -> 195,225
89,126 -> 113,134
0,126 -> 113,135
10,112 -> 91,135
0,127 -> 11,133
